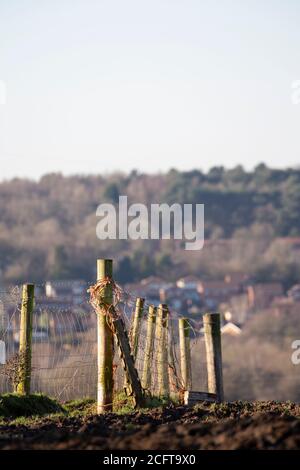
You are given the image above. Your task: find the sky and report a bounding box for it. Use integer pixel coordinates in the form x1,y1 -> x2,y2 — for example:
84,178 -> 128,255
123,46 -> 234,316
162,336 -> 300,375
0,0 -> 300,180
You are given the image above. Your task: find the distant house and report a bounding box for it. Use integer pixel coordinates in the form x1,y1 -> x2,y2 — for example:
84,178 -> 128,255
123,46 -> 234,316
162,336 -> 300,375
0,339 -> 5,364
159,285 -> 180,301
224,293 -> 250,325
277,238 -> 300,263
198,280 -> 241,309
0,300 -> 6,334
247,283 -> 283,309
124,282 -> 148,300
278,237 -> 300,246
168,297 -> 184,312
176,276 -> 200,290
158,285 -> 201,314
28,280 -> 90,338
45,280 -> 86,305
287,284 -> 300,302
224,272 -> 250,287
48,311 -> 84,336
129,276 -> 172,302
272,296 -> 294,307
187,304 -> 202,316
35,297 -> 75,310
221,322 -> 242,336
140,276 -> 171,291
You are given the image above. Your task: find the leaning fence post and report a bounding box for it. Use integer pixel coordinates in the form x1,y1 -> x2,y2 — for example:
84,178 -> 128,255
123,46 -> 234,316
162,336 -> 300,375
203,313 -> 224,402
97,259 -> 114,413
141,305 -> 156,390
156,304 -> 169,397
178,318 -> 192,390
16,283 -> 34,395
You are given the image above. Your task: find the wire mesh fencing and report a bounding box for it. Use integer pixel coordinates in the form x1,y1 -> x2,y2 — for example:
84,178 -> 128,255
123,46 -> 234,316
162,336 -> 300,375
0,281 -> 209,402
0,283 -> 97,400
114,292 -> 209,398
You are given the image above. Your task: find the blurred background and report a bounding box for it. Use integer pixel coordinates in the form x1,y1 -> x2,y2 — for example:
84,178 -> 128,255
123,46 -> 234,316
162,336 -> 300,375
1,0 -> 300,402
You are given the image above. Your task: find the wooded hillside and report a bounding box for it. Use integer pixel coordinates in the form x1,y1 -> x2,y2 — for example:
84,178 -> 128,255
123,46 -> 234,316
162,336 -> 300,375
0,164 -> 300,284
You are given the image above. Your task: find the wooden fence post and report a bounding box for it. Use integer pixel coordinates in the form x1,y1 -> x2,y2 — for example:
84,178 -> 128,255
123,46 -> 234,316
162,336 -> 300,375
124,297 -> 144,392
203,313 -> 224,402
178,318 -> 192,390
141,305 -> 156,390
167,314 -> 181,396
156,304 -> 169,397
97,259 -> 114,413
130,297 -> 144,360
16,283 -> 34,395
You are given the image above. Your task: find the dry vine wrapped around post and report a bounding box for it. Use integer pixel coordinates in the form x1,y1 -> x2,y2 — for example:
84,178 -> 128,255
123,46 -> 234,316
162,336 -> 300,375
93,259 -> 115,413
89,260 -> 144,410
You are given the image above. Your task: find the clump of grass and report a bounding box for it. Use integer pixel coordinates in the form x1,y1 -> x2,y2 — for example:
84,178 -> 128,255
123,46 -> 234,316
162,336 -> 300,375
112,391 -> 175,415
143,395 -> 173,409
63,398 -> 96,416
0,393 -> 63,418
113,391 -> 135,414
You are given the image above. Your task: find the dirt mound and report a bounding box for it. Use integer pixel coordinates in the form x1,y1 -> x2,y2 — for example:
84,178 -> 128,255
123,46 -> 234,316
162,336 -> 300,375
1,402 -> 300,450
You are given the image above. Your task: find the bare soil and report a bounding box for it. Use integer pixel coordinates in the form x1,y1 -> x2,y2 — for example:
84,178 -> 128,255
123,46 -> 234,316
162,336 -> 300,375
1,402 -> 300,450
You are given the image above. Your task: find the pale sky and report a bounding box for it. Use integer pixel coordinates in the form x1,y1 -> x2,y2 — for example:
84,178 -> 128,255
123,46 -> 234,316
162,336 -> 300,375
0,0 -> 300,180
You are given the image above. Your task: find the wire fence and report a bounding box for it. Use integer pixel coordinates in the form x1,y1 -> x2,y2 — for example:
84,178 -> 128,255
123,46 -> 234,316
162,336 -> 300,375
0,281 -> 208,402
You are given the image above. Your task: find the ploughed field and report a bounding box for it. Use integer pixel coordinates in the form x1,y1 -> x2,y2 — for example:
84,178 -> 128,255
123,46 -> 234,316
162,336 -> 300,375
1,397 -> 300,449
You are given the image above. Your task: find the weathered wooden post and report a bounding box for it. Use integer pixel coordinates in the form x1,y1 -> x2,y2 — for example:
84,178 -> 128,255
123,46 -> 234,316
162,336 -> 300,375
167,315 -> 181,396
130,297 -> 144,360
178,317 -> 192,390
16,283 -> 34,395
203,313 -> 224,402
124,297 -> 144,392
141,305 -> 156,390
97,259 -> 114,413
156,304 -> 169,397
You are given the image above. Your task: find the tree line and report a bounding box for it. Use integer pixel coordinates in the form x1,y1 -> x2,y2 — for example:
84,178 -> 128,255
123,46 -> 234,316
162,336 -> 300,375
0,164 -> 300,285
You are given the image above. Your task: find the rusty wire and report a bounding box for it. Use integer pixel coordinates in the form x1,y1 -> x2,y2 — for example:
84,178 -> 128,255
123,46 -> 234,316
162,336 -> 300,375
0,281 -> 208,400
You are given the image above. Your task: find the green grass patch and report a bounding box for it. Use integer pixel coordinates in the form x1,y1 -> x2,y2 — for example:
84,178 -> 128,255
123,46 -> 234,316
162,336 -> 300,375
143,395 -> 174,409
63,398 -> 96,416
0,393 -> 63,418
112,391 -> 175,414
113,391 -> 135,414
